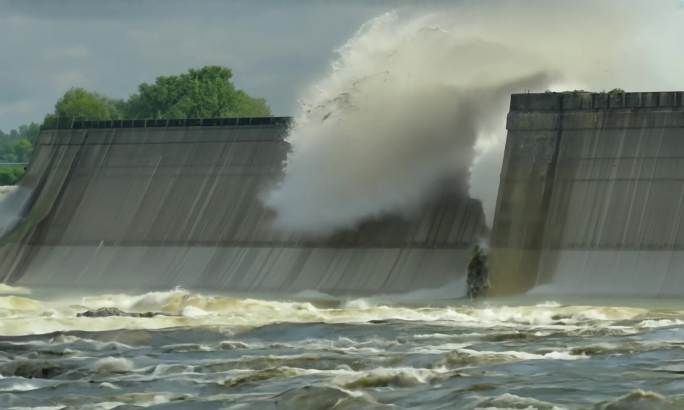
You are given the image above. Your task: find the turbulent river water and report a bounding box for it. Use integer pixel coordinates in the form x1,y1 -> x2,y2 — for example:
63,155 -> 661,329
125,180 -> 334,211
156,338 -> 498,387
1,285 -> 684,409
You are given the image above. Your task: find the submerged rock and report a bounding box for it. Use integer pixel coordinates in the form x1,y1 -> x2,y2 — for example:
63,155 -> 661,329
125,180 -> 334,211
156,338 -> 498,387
76,307 -> 168,318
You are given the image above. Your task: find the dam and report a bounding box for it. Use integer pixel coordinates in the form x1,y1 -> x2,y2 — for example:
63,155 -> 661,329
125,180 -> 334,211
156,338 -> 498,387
3,91 -> 684,297
0,118 -> 486,294
491,91 -> 684,296
4,96 -> 684,410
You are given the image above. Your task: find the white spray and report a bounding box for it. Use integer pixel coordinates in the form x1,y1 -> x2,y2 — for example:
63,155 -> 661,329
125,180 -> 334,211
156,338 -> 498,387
0,185 -> 31,237
266,1 -> 684,233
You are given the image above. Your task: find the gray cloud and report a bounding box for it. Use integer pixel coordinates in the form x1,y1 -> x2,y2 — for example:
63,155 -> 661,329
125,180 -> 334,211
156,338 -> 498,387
0,0 -> 412,131
4,0 -> 680,134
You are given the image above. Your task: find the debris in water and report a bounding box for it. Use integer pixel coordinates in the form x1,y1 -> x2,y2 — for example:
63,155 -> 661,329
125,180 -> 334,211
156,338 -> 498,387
76,307 -> 171,318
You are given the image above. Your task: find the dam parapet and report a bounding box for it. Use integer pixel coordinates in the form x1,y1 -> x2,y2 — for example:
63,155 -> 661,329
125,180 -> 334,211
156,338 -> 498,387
0,118 -> 486,294
491,91 -> 684,296
509,91 -> 684,112
41,116 -> 292,130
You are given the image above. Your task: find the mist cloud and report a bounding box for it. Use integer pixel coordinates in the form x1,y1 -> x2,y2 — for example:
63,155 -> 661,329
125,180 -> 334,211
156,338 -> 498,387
266,1 -> 684,232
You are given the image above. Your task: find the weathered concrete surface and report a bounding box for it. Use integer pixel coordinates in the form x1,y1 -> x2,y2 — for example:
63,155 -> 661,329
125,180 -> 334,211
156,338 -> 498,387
491,91 -> 684,296
0,120 -> 486,294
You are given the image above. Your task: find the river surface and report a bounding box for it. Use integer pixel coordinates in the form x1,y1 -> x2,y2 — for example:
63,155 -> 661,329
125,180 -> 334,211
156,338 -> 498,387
1,285 -> 684,409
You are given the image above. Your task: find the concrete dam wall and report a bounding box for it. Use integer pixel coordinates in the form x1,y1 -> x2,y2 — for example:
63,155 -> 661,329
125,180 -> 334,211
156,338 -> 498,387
0,118 -> 486,294
491,91 -> 684,296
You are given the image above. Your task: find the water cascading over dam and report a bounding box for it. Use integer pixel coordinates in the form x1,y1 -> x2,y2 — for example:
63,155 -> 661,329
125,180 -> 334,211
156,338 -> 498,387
491,91 -> 684,297
0,118 -> 486,294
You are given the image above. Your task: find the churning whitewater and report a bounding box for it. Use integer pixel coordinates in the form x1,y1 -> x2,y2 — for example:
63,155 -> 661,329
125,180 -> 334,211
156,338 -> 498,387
3,286 -> 684,409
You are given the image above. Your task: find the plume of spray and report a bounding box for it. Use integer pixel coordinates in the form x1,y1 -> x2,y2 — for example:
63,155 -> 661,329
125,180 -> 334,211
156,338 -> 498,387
265,1 -> 684,234
0,185 -> 31,237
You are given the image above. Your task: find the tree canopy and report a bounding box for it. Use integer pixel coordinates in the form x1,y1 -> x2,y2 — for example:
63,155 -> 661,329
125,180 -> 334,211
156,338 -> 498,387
43,65 -> 271,124
125,66 -> 271,119
0,137 -> 32,164
0,123 -> 38,185
0,123 -> 40,143
44,88 -> 123,124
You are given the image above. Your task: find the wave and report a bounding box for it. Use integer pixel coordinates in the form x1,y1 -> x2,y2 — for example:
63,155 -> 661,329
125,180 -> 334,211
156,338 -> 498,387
474,393 -> 565,410
270,385 -> 391,410
337,367 -> 447,389
592,390 -> 684,410
0,288 -> 682,337
94,357 -> 134,374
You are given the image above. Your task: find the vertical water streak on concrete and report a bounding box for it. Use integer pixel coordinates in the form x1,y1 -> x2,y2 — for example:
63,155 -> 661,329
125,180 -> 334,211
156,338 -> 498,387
489,93 -> 564,295
0,119 -> 487,295
492,91 -> 684,296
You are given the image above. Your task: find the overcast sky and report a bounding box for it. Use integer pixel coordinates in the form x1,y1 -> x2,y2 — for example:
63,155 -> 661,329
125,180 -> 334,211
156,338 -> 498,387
0,0 -> 447,131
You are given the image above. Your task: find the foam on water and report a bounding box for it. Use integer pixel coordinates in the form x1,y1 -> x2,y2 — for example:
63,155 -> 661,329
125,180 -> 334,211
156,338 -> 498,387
0,284 -> 30,295
0,288 -> 672,337
1,287 -> 683,409
94,357 -> 134,374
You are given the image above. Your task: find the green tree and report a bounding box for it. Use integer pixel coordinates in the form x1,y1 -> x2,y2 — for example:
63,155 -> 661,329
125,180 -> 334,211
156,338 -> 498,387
14,139 -> 32,163
124,66 -> 271,119
0,122 -> 37,159
44,87 -> 123,126
0,166 -> 24,185
0,144 -> 17,163
0,135 -> 33,184
15,123 -> 40,143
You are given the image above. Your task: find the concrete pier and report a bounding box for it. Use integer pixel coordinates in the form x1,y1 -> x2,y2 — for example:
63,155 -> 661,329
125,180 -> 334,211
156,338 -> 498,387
491,91 -> 684,296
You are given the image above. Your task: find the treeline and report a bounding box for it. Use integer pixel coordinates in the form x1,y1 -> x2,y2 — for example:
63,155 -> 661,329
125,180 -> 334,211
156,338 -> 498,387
0,124 -> 39,185
44,66 -> 270,123
0,66 -> 270,185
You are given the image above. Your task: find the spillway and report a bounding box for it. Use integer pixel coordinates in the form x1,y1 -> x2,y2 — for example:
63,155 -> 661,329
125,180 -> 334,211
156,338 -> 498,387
0,118 -> 486,294
491,91 -> 684,296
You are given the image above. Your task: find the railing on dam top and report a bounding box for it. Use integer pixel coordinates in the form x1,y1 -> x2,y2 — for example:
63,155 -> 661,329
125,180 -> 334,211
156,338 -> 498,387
510,91 -> 684,112
41,116 -> 292,130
